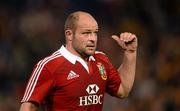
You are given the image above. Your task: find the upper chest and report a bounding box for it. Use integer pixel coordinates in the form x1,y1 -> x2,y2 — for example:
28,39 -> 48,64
52,60 -> 108,93
56,60 -> 107,83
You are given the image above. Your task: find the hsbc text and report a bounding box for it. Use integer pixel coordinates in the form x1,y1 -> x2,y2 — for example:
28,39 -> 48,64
79,94 -> 103,106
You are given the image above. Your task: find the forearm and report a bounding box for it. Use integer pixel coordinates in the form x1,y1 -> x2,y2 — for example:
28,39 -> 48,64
117,51 -> 137,98
19,102 -> 39,111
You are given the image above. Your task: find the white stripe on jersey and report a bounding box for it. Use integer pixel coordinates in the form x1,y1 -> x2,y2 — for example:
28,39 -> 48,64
95,51 -> 105,55
21,51 -> 62,102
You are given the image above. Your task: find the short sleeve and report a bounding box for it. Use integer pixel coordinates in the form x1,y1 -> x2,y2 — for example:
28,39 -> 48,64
21,64 -> 54,105
104,56 -> 121,97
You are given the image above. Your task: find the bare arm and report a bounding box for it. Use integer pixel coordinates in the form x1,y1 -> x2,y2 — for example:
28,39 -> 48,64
117,50 -> 136,98
19,102 -> 39,111
112,32 -> 138,98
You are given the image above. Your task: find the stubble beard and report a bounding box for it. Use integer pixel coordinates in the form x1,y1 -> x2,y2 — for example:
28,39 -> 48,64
77,45 -> 96,59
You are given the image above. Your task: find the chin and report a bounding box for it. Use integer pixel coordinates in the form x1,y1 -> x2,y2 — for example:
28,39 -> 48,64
86,51 -> 95,56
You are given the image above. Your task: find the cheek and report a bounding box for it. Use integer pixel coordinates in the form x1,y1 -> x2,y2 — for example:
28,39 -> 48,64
76,35 -> 88,44
72,36 -> 85,48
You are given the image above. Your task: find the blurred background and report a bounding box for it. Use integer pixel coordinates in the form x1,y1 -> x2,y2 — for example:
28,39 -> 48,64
0,0 -> 179,111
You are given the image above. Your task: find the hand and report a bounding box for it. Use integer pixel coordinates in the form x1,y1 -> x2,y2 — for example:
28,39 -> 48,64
112,32 -> 138,52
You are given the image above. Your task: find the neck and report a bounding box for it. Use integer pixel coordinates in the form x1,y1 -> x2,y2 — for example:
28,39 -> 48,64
65,45 -> 89,62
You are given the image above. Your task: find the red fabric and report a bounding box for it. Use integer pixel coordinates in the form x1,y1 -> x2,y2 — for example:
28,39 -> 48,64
21,51 -> 121,111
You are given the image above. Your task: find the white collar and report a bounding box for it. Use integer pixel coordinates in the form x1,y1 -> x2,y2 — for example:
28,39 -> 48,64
59,45 -> 95,73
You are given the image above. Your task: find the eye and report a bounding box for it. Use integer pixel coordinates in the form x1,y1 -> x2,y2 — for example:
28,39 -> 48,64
94,31 -> 98,34
93,31 -> 98,36
82,32 -> 91,34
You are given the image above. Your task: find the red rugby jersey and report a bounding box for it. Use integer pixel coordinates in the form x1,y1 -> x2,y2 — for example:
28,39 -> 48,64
21,45 -> 121,111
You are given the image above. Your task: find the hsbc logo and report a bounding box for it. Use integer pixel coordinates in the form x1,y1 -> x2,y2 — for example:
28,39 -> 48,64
79,84 -> 103,106
86,84 -> 99,94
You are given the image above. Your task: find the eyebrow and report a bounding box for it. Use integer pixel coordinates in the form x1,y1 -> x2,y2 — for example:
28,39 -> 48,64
83,29 -> 98,32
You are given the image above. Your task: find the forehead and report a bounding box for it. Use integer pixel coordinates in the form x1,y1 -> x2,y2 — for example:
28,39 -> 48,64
77,14 -> 98,30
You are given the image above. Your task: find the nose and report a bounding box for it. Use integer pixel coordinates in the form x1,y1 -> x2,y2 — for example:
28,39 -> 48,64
89,32 -> 97,42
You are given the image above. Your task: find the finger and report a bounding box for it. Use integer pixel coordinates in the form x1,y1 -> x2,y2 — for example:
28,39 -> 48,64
125,37 -> 135,45
112,35 -> 125,48
120,32 -> 130,42
127,33 -> 133,41
129,34 -> 137,44
129,34 -> 136,40
112,35 -> 120,42
121,32 -> 136,43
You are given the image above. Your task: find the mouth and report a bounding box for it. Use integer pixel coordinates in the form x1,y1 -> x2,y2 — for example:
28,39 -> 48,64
86,44 -> 96,50
87,44 -> 95,47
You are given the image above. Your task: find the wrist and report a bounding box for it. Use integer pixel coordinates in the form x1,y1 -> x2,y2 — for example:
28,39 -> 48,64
124,50 -> 137,59
124,49 -> 137,54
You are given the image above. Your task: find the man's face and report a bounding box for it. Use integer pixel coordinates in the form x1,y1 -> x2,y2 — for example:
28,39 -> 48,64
72,15 -> 98,57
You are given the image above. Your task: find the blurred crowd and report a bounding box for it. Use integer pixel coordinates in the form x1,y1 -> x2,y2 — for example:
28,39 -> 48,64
0,0 -> 179,111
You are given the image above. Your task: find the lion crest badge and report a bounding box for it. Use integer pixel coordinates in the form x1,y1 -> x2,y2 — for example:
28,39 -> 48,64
96,62 -> 107,80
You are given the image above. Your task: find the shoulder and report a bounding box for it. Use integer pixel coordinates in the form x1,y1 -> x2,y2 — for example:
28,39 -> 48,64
93,51 -> 110,63
35,51 -> 65,72
44,54 -> 64,67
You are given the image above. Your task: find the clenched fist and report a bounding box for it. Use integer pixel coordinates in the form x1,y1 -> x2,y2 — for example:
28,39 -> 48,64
112,32 -> 138,52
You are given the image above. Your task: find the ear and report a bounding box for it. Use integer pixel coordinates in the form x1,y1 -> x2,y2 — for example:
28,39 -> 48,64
65,30 -> 73,41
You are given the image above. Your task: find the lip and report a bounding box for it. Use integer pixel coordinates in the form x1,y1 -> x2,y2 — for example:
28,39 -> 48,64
87,46 -> 95,48
87,46 -> 95,47
86,45 -> 95,50
87,44 -> 95,47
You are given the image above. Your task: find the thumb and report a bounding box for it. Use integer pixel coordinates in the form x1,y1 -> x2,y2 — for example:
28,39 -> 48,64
111,35 -> 119,42
112,35 -> 126,49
